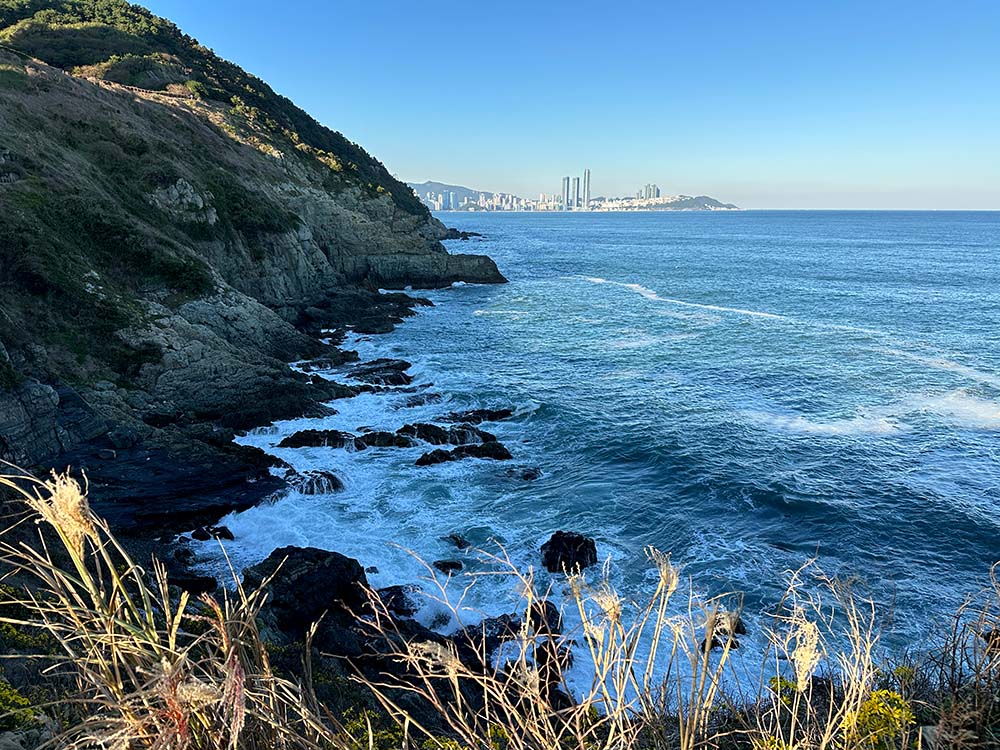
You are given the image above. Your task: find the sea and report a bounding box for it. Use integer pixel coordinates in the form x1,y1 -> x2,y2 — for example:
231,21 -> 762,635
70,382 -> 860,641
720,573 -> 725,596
196,210 -> 1000,669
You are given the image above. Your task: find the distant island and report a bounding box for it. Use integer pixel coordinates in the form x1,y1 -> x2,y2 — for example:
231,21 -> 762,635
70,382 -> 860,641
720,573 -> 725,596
408,180 -> 739,212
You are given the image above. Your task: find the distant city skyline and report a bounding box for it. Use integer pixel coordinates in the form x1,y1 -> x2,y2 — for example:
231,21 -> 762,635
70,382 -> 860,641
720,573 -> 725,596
143,0 -> 1000,209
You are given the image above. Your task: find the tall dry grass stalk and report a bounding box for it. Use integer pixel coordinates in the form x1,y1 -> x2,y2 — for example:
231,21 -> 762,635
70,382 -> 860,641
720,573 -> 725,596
1,469 -> 998,749
0,470 -> 342,749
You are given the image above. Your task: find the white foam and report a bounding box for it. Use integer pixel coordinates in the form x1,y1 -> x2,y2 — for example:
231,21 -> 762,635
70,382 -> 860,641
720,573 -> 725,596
580,276 -> 784,319
744,410 -> 903,436
882,349 -> 1000,389
914,391 -> 1000,430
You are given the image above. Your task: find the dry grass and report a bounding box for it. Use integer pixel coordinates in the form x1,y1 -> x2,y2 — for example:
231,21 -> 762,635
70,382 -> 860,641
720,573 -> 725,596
0,470 -> 998,749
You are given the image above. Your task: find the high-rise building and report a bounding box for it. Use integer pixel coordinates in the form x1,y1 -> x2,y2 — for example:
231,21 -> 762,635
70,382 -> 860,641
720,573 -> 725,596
571,177 -> 580,209
583,169 -> 591,210
448,191 -> 457,210
561,176 -> 571,210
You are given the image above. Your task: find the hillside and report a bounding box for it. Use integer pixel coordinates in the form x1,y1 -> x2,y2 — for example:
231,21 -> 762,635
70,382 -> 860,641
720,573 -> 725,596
0,0 -> 504,528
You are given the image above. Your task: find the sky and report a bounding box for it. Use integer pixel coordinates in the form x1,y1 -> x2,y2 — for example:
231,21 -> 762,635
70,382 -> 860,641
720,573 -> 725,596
143,0 -> 1000,209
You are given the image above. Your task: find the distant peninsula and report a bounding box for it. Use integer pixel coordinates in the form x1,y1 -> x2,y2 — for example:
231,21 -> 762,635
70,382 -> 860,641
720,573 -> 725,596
409,180 -> 739,212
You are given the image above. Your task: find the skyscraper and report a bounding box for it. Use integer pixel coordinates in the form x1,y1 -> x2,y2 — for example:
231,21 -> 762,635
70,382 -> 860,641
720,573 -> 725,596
561,176 -> 571,210
583,169 -> 591,211
571,177 -> 580,209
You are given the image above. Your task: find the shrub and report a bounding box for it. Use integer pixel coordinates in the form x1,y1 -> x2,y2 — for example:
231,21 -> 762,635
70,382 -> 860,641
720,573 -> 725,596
0,679 -> 32,731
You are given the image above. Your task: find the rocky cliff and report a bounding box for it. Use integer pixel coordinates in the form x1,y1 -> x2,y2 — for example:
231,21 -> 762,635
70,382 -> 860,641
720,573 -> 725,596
0,2 -> 504,527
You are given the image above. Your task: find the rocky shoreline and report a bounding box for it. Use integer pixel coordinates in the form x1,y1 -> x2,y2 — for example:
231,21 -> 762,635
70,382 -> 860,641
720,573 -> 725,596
143,290 -> 606,712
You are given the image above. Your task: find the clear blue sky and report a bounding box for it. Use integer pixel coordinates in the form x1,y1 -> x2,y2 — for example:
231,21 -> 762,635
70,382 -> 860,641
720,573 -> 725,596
144,0 -> 999,209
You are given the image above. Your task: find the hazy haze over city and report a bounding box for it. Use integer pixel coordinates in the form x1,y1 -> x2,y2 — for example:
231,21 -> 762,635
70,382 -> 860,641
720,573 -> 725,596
144,0 -> 1000,209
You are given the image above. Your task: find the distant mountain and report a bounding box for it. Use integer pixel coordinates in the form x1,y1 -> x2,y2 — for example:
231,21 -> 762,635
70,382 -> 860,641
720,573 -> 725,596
651,195 -> 739,210
408,181 -> 516,205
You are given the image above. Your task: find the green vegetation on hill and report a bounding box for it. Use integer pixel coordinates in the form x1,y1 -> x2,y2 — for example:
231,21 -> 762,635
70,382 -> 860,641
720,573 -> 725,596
0,0 -> 425,215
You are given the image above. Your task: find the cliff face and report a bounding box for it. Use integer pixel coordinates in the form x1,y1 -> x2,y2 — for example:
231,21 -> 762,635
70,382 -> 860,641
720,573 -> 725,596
0,3 -> 503,520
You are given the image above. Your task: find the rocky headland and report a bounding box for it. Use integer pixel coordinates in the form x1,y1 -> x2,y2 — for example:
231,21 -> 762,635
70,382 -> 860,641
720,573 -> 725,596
0,2 -> 505,543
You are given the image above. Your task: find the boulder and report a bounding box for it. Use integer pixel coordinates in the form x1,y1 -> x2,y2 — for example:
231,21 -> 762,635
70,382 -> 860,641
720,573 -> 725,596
443,533 -> 471,550
191,525 -> 234,542
357,430 -> 415,449
433,560 -> 463,575
540,531 -> 598,573
415,442 -> 512,466
170,575 -> 218,595
415,448 -> 455,467
277,429 -> 361,449
508,466 -> 542,481
348,359 -> 413,386
453,442 -> 512,460
442,408 -> 514,425
242,546 -> 369,640
398,392 -> 443,409
288,470 -> 344,495
378,584 -> 421,618
398,422 -> 496,446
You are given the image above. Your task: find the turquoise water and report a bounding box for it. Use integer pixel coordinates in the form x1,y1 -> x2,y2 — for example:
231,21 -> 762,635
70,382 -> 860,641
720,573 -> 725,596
205,210 -> 1000,651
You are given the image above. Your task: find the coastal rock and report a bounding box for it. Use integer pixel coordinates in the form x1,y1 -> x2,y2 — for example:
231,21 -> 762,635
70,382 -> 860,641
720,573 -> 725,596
455,442 -> 512,460
170,575 -> 218,595
415,442 -> 513,466
398,392 -> 443,409
191,525 -> 234,542
242,546 -> 369,640
398,422 -> 497,446
508,466 -> 542,481
378,584 -> 421,618
415,448 -> 454,466
297,351 -> 360,371
347,359 -> 413,386
443,533 -> 471,550
442,408 -> 514,425
289,470 -> 344,495
541,531 -> 598,573
433,560 -> 463,574
356,430 -> 416,449
277,429 -> 361,449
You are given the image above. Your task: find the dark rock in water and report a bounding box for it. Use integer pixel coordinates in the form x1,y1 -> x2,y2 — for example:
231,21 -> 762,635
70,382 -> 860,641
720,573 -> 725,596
378,584 -> 421,618
449,424 -> 498,445
299,402 -> 339,419
107,426 -> 139,450
433,560 -> 463,574
415,441 -> 512,465
442,407 -> 514,424
96,448 -> 117,460
277,429 -> 360,449
399,422 -> 450,444
365,566 -> 379,574
242,546 -> 369,641
453,442 -> 512,460
352,318 -> 396,335
356,430 -> 415,449
514,467 -> 542,481
289,470 -> 344,495
444,533 -> 471,550
701,634 -> 741,653
415,448 -> 455,466
298,350 -> 360,371
527,600 -> 562,635
541,531 -> 598,573
171,575 -> 218,595
398,422 -> 496,446
172,546 -> 195,566
444,229 -> 484,240
348,358 -> 413,386
191,525 -> 234,542
398,392 -> 443,409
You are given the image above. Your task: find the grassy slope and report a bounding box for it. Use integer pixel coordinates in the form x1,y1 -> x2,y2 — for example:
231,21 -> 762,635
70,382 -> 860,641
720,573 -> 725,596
0,0 -> 426,215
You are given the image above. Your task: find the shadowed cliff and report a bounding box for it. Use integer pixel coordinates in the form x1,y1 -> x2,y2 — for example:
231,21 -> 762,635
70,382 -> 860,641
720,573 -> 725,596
0,0 -> 504,525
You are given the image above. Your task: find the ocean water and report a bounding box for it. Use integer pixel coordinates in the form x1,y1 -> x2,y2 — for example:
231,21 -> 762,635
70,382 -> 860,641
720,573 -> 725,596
197,210 -> 1000,661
